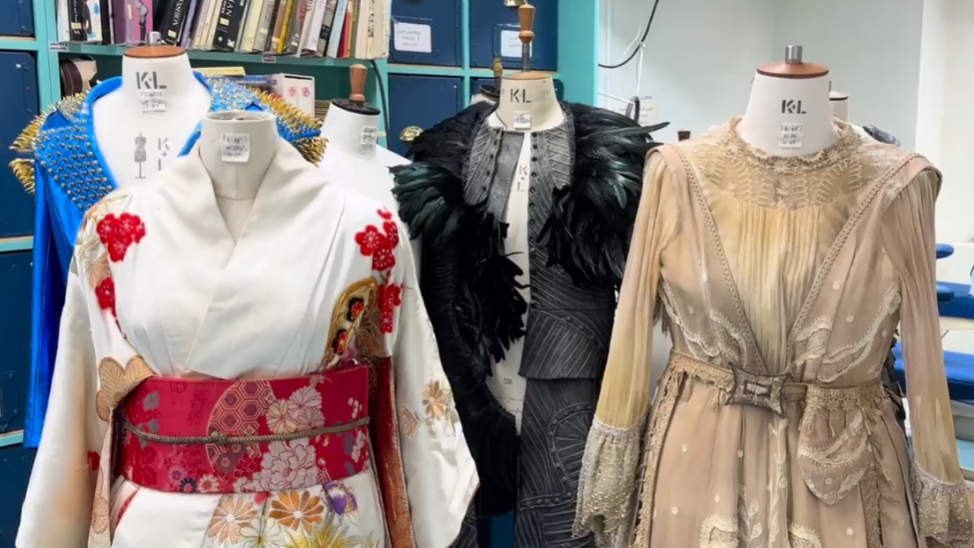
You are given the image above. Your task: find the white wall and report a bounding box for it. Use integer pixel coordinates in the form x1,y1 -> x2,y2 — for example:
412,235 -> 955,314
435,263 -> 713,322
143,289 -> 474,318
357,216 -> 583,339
599,0 -> 923,146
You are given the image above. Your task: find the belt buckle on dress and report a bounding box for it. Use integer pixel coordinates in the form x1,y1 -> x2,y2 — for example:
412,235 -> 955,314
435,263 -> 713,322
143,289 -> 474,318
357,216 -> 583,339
727,364 -> 787,415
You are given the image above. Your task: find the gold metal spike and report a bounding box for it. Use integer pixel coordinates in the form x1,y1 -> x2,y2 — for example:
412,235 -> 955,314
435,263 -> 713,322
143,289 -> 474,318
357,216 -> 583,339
400,126 -> 423,144
504,0 -> 526,6
10,158 -> 36,196
10,111 -> 49,153
252,90 -> 326,165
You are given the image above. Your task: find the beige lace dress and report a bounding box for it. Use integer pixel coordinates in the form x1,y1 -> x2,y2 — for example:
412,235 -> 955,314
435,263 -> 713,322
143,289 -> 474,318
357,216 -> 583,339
574,118 -> 974,548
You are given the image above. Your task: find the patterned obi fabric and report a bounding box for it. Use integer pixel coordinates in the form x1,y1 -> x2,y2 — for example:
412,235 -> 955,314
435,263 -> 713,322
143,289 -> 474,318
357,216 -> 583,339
117,364 -> 371,494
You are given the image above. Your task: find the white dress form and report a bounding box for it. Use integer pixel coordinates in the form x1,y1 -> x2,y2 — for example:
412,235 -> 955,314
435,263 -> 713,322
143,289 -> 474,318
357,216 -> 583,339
830,90 -> 850,122
484,75 -> 564,431
197,111 -> 278,242
737,47 -> 838,157
92,50 -> 211,187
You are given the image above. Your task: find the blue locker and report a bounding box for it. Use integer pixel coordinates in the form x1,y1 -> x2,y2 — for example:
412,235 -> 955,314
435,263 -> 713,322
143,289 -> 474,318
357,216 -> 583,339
0,444 -> 36,548
471,77 -> 563,102
0,0 -> 34,37
389,0 -> 461,67
387,75 -> 462,157
0,251 -> 31,435
0,53 -> 38,240
469,0 -> 558,72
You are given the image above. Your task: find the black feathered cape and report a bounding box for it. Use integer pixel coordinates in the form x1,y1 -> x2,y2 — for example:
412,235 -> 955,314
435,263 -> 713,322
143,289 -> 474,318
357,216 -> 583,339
391,102 -> 663,515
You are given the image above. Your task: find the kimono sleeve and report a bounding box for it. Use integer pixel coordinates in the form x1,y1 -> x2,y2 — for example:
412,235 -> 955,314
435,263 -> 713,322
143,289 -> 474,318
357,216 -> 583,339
17,257 -> 102,548
882,168 -> 974,546
574,150 -> 678,544
383,220 -> 479,548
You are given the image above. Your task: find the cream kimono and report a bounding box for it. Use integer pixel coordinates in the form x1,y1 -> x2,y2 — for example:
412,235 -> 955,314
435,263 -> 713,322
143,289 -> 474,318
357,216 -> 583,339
575,119 -> 974,548
17,139 -> 478,548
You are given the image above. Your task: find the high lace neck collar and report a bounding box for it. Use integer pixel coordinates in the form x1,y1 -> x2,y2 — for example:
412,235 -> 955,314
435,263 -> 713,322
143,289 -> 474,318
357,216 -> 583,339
724,116 -> 860,176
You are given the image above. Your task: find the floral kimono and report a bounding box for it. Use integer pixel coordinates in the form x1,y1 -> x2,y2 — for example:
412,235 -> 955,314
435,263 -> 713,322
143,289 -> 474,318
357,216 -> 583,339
16,138 -> 478,548
8,73 -> 324,448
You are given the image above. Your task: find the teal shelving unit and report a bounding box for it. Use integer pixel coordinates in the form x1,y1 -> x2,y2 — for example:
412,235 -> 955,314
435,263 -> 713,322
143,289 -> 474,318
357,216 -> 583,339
0,0 -> 600,451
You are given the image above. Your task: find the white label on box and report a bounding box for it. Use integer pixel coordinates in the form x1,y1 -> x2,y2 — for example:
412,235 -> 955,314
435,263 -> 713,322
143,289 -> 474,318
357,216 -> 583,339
638,97 -> 659,127
500,29 -> 532,59
221,133 -> 251,163
393,21 -> 432,53
48,42 -> 68,52
139,90 -> 166,113
360,126 -> 377,147
261,54 -> 277,64
513,111 -> 531,130
778,123 -> 804,149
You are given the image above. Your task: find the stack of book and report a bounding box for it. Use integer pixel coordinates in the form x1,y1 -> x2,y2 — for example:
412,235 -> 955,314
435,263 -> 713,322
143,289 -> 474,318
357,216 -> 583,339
56,0 -> 389,59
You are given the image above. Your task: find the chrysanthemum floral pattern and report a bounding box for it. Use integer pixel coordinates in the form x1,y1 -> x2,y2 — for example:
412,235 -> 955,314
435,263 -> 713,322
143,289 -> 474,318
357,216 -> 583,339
401,379 -> 460,440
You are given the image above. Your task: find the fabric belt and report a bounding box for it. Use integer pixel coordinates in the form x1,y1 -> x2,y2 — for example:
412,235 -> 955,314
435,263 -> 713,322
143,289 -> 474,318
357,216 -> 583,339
666,351 -> 884,415
118,364 -> 371,494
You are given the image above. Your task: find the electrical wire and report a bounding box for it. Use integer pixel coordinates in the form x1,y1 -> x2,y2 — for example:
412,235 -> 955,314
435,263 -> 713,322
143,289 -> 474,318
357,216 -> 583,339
599,0 -> 661,70
368,59 -> 391,139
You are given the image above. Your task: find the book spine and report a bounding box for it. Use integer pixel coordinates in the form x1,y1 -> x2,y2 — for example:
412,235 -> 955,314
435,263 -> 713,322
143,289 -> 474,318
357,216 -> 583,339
315,0 -> 337,56
99,0 -> 113,43
340,0 -> 354,58
227,0 -> 250,48
179,0 -> 199,47
253,0 -> 276,51
238,0 -> 263,51
282,0 -> 310,54
211,0 -> 235,50
324,0 -> 346,58
159,0 -> 188,44
270,0 -> 293,53
68,0 -> 85,40
301,0 -> 326,54
199,0 -> 220,49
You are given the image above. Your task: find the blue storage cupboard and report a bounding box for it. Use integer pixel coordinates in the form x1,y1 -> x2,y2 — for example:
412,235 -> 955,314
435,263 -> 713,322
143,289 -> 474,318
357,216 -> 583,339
387,74 -> 463,156
469,0 -> 558,72
0,52 -> 39,240
388,0 -> 461,67
0,0 -> 34,38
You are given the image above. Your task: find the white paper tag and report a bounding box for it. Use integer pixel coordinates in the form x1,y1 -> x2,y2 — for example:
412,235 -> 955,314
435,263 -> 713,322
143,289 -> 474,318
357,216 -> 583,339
513,111 -> 531,130
500,29 -> 532,59
360,126 -> 377,147
48,41 -> 68,52
261,53 -> 277,64
638,97 -> 659,127
778,123 -> 804,149
139,90 -> 166,113
393,21 -> 432,53
221,133 -> 251,163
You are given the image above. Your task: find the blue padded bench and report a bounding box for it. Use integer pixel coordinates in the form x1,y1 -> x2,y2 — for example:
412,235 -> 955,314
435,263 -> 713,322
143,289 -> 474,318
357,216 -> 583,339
892,343 -> 974,402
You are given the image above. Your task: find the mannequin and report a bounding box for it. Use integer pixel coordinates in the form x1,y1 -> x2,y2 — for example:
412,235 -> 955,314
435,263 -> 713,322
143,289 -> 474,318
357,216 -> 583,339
198,111 -> 278,241
92,40 -> 212,186
9,37 -> 324,449
392,3 -> 664,546
830,89 -> 850,121
738,46 -> 838,156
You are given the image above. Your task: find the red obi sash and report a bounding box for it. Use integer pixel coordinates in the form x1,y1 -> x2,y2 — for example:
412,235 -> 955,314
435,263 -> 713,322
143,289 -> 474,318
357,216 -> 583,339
117,364 -> 371,494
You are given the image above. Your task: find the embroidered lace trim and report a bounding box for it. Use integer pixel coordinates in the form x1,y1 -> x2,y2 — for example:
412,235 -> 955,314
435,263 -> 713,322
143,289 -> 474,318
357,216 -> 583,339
911,462 -> 974,546
574,417 -> 644,546
724,117 -> 860,176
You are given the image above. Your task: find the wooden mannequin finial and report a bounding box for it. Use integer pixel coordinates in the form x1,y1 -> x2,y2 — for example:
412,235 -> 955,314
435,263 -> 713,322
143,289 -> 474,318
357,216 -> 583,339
518,3 -> 535,48
506,2 -> 547,81
125,31 -> 185,58
678,129 -> 691,141
756,45 -> 828,79
349,64 -> 367,103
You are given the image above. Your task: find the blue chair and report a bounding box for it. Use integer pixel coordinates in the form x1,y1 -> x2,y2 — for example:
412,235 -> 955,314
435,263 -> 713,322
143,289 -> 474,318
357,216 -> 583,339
893,242 -> 974,400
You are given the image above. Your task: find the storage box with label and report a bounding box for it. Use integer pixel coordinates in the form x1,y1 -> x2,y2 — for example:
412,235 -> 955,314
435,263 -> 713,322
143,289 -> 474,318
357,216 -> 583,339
268,74 -> 316,118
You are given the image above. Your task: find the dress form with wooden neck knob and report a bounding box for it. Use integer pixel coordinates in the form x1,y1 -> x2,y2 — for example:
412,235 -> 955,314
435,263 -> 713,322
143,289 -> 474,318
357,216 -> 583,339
738,45 -> 839,157
489,2 -> 563,132
91,32 -> 211,188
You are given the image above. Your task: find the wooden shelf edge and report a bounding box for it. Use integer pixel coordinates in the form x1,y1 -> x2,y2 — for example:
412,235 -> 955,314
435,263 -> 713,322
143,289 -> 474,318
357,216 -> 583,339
0,236 -> 33,253
0,38 -> 39,52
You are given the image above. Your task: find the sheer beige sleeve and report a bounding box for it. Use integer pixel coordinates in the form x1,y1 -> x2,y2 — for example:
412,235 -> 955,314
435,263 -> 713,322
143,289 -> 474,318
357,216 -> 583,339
574,150 -> 678,543
882,168 -> 974,546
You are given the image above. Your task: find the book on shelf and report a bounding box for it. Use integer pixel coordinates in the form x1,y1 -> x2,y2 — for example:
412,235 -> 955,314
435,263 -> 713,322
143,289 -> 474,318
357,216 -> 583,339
52,0 -> 390,60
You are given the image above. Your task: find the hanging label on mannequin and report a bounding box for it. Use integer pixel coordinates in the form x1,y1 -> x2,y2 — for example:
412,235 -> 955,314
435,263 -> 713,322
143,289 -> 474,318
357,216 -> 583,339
139,90 -> 167,113
360,126 -> 377,147
221,133 -> 251,163
778,123 -> 804,149
513,111 -> 532,130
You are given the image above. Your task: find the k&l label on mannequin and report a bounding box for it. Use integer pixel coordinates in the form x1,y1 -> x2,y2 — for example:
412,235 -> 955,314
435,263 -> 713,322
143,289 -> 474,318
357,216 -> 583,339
136,71 -> 168,112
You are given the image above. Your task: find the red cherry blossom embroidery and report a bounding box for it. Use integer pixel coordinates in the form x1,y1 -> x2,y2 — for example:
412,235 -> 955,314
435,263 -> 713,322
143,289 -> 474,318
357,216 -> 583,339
95,277 -> 117,317
87,451 -> 100,471
97,213 -> 146,262
355,209 -> 399,272
377,282 -> 403,334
